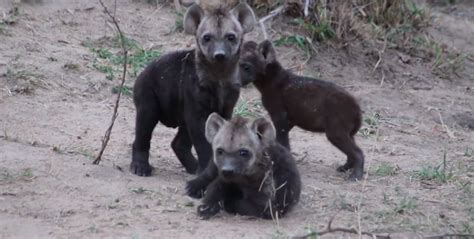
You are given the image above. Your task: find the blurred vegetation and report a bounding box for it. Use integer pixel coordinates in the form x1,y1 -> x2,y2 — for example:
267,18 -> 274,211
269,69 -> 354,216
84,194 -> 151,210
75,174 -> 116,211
248,0 -> 464,78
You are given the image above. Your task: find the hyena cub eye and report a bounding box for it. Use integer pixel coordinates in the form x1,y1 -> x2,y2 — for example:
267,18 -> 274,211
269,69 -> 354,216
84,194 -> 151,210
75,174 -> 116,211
202,34 -> 212,43
226,33 -> 236,42
238,149 -> 251,158
240,63 -> 252,72
239,62 -> 255,86
216,148 -> 224,156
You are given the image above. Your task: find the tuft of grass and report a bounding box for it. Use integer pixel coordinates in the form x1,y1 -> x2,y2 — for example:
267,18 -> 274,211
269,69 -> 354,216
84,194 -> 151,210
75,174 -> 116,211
3,68 -> 47,94
127,48 -> 161,76
271,230 -> 288,239
0,22 -> 7,35
393,196 -> 417,214
233,97 -> 264,118
21,168 -> 34,180
89,36 -> 161,80
461,221 -> 473,234
173,11 -> 184,32
94,64 -> 115,81
373,162 -> 399,176
464,146 -> 473,158
413,150 -> 454,184
112,85 -> 133,96
0,167 -> 34,183
130,187 -> 148,194
0,167 -> 13,182
97,47 -> 113,59
290,18 -> 335,42
331,192 -> 356,211
420,38 -> 466,79
359,112 -> 381,138
274,34 -> 313,54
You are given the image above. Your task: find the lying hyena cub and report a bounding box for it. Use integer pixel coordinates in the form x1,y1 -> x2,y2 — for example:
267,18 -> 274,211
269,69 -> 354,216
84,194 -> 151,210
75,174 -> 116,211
239,40 -> 365,180
130,3 -> 255,176
186,113 -> 301,219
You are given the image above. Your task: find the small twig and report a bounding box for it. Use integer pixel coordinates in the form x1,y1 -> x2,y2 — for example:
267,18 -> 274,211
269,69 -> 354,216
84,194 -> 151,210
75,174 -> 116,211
379,68 -> 386,87
293,214 -> 391,239
304,0 -> 310,17
174,0 -> 182,12
373,37 -> 387,87
294,217 -> 474,239
436,109 -> 455,139
258,5 -> 284,40
373,37 -> 387,73
423,234 -> 474,239
93,0 -> 128,165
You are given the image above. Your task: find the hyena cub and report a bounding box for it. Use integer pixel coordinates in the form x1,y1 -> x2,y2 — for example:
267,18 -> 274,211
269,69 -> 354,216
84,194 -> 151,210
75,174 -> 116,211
239,40 -> 365,180
186,113 -> 301,219
130,3 -> 255,176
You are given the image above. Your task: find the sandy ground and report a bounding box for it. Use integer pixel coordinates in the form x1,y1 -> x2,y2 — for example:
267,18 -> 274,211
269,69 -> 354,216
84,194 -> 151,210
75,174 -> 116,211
0,0 -> 473,238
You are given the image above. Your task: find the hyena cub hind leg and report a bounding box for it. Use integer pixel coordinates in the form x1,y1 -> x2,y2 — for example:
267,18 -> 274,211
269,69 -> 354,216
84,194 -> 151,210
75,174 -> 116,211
171,127 -> 198,174
327,132 -> 365,181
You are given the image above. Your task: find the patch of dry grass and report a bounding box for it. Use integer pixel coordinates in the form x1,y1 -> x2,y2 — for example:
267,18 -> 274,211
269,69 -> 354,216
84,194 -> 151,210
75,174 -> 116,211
252,0 -> 428,42
251,0 -> 465,79
2,67 -> 49,95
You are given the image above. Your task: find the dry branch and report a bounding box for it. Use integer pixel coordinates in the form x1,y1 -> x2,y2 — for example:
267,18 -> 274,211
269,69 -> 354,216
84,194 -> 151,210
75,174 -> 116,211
93,0 -> 128,165
293,215 -> 474,239
258,5 -> 284,40
292,215 -> 391,239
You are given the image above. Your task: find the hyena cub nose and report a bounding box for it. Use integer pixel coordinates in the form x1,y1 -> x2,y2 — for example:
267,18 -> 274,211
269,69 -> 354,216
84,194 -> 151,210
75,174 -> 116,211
213,52 -> 226,61
220,168 -> 234,178
213,44 -> 227,61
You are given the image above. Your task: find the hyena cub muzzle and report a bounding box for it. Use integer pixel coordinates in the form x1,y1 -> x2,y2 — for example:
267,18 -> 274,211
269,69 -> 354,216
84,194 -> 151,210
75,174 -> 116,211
186,113 -> 301,219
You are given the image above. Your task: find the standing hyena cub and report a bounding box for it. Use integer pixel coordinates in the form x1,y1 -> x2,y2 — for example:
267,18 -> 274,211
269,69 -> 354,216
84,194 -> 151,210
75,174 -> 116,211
186,113 -> 301,219
130,3 -> 255,176
239,40 -> 365,180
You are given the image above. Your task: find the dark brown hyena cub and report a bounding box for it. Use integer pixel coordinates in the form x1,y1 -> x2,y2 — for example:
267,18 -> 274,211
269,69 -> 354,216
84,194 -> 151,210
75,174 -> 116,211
239,40 -> 364,180
130,3 -> 255,176
186,113 -> 301,219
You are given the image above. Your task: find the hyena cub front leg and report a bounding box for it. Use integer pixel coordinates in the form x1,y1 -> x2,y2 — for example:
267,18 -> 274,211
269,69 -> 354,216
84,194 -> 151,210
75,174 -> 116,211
186,161 -> 218,199
197,179 -> 225,219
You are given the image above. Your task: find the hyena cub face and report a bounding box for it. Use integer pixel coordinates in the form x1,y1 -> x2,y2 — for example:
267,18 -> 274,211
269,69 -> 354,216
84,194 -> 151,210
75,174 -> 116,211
184,3 -> 255,63
239,40 -> 277,85
205,113 -> 276,180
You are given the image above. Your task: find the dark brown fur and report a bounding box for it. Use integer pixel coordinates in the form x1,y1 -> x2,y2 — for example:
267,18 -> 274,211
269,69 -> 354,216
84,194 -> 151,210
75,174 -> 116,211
186,113 -> 301,219
239,40 -> 365,180
130,3 -> 255,176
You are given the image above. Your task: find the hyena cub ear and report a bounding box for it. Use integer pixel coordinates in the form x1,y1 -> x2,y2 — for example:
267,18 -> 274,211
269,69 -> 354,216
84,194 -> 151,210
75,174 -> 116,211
258,40 -> 277,63
251,117 -> 276,147
230,3 -> 256,34
205,113 -> 226,143
184,3 -> 205,35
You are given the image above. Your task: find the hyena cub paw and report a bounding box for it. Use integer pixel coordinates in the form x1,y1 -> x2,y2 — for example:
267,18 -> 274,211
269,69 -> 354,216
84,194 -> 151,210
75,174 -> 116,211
348,169 -> 363,181
185,179 -> 206,199
197,203 -> 221,219
129,161 -> 153,177
336,163 -> 351,173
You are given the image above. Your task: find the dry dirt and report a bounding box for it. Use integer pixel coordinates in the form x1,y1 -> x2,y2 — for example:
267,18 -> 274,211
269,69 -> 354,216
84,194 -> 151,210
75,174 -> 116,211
0,0 -> 473,238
